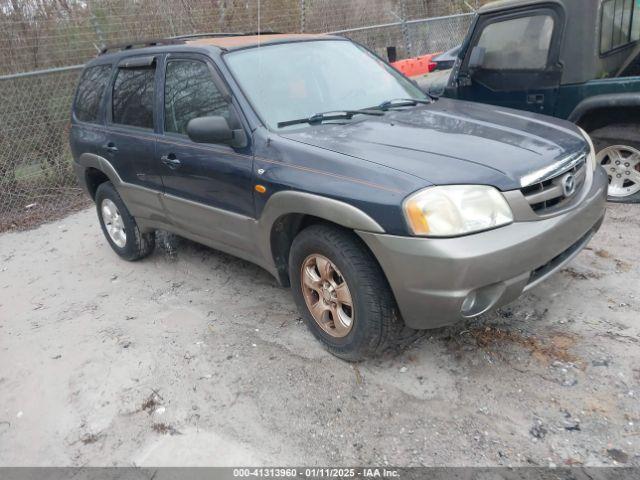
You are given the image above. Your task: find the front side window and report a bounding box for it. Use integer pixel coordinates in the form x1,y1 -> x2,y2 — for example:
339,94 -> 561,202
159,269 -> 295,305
474,15 -> 554,70
164,60 -> 229,135
112,64 -> 156,129
601,0 -> 640,53
74,65 -> 111,123
224,40 -> 427,130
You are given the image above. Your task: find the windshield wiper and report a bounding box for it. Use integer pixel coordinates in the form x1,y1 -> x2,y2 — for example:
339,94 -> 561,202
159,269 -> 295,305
373,97 -> 435,111
277,109 -> 384,128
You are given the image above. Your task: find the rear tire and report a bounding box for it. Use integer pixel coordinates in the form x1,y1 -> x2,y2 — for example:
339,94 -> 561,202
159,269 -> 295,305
289,224 -> 418,361
95,182 -> 155,261
590,124 -> 640,203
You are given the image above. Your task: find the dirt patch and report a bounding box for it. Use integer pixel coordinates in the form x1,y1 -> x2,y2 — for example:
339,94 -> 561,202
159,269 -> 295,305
80,433 -> 104,445
151,423 -> 181,436
615,259 -> 632,272
0,192 -> 90,233
561,267 -> 603,280
467,327 -> 582,366
1,204 -> 638,467
140,391 -> 163,414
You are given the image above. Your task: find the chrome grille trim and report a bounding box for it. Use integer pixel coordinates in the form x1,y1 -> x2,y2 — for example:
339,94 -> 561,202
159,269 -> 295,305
520,150 -> 588,188
520,157 -> 587,214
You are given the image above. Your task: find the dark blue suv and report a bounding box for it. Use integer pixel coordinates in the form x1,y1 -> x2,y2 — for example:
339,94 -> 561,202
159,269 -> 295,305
71,33 -> 608,360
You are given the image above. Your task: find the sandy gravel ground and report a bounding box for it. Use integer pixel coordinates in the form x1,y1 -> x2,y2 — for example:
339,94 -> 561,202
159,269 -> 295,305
0,203 -> 638,467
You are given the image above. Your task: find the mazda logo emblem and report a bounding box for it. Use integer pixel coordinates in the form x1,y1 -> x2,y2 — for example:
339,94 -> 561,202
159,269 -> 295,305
562,173 -> 577,197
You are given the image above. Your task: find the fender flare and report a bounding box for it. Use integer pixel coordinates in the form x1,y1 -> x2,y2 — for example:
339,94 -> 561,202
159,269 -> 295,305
568,93 -> 640,124
77,152 -> 124,187
256,191 -> 385,282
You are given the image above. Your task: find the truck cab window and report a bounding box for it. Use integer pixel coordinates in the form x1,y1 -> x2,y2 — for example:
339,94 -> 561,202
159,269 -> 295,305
475,15 -> 554,70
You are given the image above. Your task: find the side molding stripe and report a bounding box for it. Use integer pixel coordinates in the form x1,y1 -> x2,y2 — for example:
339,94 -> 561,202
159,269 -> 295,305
73,124 -> 403,194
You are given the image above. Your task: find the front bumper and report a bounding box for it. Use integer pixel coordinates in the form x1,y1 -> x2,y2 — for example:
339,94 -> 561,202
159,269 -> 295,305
357,166 -> 608,330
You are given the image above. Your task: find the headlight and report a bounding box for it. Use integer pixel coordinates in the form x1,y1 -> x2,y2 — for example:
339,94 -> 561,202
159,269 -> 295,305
403,185 -> 513,237
578,127 -> 597,171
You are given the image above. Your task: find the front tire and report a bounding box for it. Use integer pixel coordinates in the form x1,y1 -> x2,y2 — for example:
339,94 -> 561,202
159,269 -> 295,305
95,182 -> 155,261
289,224 -> 415,361
590,124 -> 640,203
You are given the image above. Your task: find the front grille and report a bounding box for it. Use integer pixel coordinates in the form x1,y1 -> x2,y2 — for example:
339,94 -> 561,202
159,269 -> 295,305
521,158 -> 587,214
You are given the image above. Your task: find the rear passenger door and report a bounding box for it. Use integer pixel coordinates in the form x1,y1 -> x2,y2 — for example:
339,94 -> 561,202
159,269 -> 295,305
157,54 -> 256,255
104,55 -> 165,219
106,56 -> 163,189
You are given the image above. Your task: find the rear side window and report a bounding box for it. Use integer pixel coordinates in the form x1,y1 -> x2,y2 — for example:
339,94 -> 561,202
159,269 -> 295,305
475,15 -> 554,70
112,64 -> 156,129
74,65 -> 111,123
164,60 -> 229,135
601,0 -> 640,53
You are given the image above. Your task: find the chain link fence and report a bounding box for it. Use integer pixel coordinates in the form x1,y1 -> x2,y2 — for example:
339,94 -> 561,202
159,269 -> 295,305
0,0 -> 478,232
331,13 -> 473,60
0,66 -> 88,231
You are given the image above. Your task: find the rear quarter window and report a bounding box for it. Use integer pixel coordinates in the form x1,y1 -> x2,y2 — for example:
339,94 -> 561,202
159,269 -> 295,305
74,65 -> 112,123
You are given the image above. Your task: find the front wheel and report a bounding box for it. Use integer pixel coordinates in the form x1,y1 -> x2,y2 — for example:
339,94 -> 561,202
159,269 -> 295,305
590,124 -> 640,203
289,224 -> 416,361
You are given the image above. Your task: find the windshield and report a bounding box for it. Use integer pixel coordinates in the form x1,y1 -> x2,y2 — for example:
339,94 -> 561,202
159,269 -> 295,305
224,40 -> 428,130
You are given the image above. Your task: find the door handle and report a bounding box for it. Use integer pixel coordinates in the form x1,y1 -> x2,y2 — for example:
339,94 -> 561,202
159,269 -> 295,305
161,154 -> 181,169
103,143 -> 118,153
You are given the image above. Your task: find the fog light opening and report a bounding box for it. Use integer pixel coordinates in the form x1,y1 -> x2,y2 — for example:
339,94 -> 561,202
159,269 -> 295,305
461,291 -> 478,314
461,283 -> 507,318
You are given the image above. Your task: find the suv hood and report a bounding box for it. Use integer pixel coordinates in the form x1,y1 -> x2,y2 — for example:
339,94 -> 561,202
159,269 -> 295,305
280,98 -> 588,190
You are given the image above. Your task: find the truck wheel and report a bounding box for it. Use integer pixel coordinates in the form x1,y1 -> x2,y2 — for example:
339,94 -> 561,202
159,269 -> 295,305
95,182 -> 155,261
289,224 -> 417,361
590,124 -> 640,203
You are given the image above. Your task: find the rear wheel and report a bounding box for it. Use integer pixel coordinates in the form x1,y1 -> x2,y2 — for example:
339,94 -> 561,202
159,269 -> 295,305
590,124 -> 640,203
289,224 -> 418,361
95,182 -> 155,261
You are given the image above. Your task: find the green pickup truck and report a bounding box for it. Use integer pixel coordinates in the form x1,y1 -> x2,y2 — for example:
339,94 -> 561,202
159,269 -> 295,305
422,0 -> 640,202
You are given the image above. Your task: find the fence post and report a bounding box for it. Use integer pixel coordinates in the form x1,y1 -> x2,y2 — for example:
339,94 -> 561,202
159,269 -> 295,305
399,0 -> 412,58
300,0 -> 306,33
90,11 -> 106,50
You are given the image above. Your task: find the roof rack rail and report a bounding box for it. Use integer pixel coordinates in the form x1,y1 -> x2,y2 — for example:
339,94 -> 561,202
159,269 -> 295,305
170,32 -> 251,40
99,31 -> 282,55
99,38 -> 182,55
170,30 -> 282,40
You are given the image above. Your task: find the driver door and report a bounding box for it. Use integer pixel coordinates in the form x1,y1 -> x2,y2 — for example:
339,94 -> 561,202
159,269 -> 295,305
157,54 -> 256,258
456,7 -> 564,115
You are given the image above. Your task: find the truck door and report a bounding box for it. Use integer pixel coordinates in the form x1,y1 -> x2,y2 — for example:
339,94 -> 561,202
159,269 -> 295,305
455,7 -> 563,115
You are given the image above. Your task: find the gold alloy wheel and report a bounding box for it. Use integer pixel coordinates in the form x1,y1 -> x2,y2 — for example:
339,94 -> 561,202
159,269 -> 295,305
300,254 -> 354,338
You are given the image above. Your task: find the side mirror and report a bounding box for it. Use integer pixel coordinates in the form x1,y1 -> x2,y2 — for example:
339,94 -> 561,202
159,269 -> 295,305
468,46 -> 486,70
187,116 -> 234,144
186,116 -> 248,148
